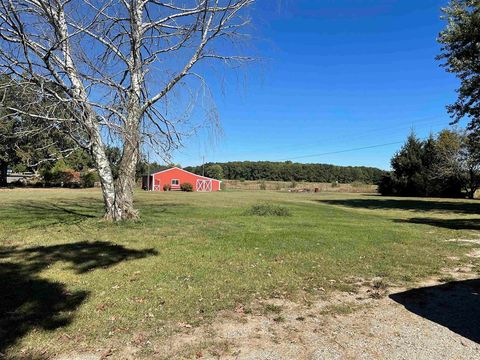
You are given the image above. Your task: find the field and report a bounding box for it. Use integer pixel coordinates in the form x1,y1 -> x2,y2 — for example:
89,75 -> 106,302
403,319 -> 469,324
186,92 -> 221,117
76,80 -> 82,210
222,179 -> 377,193
1,188 -> 479,358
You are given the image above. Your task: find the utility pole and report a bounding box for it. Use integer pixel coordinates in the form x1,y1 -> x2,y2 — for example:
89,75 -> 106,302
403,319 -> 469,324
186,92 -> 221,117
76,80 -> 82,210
202,155 -> 205,176
147,152 -> 150,191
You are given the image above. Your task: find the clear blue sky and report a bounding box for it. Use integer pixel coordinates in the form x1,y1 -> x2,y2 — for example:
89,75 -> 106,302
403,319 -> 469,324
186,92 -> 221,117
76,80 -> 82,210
169,0 -> 461,170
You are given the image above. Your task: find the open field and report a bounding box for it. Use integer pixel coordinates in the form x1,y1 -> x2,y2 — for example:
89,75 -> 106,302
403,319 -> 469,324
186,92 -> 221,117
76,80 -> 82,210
222,179 -> 377,193
1,189 -> 479,358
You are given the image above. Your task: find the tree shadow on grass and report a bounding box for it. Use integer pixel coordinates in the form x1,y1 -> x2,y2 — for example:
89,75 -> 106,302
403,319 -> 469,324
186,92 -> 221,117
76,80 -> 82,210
390,279 -> 480,343
317,198 -> 480,215
394,218 -> 480,231
0,199 -> 103,229
0,241 -> 157,354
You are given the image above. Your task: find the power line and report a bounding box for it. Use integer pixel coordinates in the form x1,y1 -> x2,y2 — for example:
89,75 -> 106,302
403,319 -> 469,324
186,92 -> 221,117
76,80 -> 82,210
279,141 -> 404,161
222,116 -> 448,159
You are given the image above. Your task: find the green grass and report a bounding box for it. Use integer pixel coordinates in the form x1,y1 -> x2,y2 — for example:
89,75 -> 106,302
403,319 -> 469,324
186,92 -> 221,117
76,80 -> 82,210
1,188 -> 479,357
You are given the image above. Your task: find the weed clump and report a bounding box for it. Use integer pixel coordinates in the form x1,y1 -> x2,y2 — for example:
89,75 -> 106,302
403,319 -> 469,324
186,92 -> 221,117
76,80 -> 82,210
244,203 -> 291,217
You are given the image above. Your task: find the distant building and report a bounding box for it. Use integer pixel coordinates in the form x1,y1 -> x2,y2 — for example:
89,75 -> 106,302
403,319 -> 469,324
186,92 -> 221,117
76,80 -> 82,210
142,167 -> 221,192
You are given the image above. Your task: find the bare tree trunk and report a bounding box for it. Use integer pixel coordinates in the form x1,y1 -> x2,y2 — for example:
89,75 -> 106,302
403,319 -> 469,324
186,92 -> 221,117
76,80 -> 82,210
114,137 -> 140,220
91,124 -> 138,221
89,124 -> 118,220
0,161 -> 7,187
467,168 -> 478,199
85,111 -> 137,221
108,0 -> 143,221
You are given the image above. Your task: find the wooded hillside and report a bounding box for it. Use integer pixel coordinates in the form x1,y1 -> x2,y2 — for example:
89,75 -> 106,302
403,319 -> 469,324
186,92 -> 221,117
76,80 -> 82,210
185,161 -> 385,184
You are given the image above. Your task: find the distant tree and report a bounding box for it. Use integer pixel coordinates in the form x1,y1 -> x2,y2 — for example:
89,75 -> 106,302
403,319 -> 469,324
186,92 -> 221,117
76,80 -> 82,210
429,129 -> 465,197
105,147 -> 122,180
0,76 -> 86,184
434,129 -> 480,198
167,163 -> 182,169
438,1 -> 480,131
204,164 -> 224,179
434,130 -> 463,175
63,149 -> 94,172
380,129 -> 479,198
185,161 -> 384,184
0,110 -> 16,186
388,133 -> 428,196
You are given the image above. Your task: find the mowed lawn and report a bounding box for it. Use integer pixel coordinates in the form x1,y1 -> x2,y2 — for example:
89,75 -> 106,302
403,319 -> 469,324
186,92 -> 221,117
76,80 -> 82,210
1,188 -> 479,358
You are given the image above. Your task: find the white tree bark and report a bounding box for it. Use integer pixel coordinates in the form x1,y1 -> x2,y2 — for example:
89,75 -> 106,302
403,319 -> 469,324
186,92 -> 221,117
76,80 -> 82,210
0,0 -> 254,220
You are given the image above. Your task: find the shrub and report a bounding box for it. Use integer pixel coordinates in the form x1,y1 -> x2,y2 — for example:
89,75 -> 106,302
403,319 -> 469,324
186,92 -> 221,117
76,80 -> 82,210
331,181 -> 339,188
351,181 -> 365,188
48,169 -> 80,187
80,171 -> 97,188
8,179 -> 26,188
290,180 -> 297,189
259,180 -> 267,190
180,182 -> 193,192
163,183 -> 171,191
378,173 -> 396,195
42,161 -> 81,187
220,182 -> 227,191
244,203 -> 291,217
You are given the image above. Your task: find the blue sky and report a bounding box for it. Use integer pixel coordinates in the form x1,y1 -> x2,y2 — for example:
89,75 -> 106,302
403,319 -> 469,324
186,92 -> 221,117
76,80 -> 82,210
169,0 -> 460,170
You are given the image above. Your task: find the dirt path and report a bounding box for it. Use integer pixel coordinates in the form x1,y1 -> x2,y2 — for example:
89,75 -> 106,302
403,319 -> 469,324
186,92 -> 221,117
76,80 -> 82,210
58,249 -> 480,360
151,275 -> 479,360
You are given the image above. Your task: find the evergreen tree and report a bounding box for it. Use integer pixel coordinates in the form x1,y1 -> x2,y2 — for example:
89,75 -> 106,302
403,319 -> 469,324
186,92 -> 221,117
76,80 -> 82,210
389,133 -> 427,196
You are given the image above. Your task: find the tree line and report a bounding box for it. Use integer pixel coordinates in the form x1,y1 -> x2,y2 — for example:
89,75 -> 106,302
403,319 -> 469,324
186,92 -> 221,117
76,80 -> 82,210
379,129 -> 480,198
184,161 -> 385,184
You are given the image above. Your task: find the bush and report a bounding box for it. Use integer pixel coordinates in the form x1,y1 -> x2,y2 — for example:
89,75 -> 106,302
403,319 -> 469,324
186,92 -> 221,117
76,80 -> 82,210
47,169 -> 80,187
259,180 -> 267,190
378,173 -> 396,196
163,183 -> 171,191
42,161 -> 81,187
7,179 -> 26,188
220,182 -> 227,191
180,182 -> 193,192
351,181 -> 365,188
290,180 -> 297,189
80,171 -> 97,188
244,203 -> 291,217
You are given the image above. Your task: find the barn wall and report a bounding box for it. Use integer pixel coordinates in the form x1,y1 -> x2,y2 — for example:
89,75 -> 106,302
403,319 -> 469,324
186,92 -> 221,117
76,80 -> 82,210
211,180 -> 220,191
151,168 -> 221,191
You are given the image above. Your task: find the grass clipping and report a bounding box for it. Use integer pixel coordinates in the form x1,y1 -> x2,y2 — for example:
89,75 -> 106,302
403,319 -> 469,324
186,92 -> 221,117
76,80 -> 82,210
244,203 -> 291,217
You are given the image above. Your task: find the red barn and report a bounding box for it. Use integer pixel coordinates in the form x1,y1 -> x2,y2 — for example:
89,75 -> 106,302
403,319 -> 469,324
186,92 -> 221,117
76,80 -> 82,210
142,167 -> 221,192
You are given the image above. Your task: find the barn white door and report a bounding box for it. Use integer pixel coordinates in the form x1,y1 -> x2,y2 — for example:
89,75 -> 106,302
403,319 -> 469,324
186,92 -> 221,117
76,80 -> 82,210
196,179 -> 212,192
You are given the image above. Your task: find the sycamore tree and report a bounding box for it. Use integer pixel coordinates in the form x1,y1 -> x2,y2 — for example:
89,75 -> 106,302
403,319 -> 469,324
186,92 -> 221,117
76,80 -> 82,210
0,0 -> 254,220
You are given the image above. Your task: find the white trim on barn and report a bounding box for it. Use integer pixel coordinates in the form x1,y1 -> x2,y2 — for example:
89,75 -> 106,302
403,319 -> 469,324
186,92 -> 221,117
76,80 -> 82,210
196,179 -> 212,192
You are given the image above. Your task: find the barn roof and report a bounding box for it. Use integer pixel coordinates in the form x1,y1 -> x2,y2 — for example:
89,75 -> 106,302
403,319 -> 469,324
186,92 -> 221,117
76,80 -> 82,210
145,167 -> 221,182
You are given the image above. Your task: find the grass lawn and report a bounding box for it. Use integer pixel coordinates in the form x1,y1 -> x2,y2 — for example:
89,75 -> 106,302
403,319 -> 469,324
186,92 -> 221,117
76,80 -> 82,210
1,188 -> 479,358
